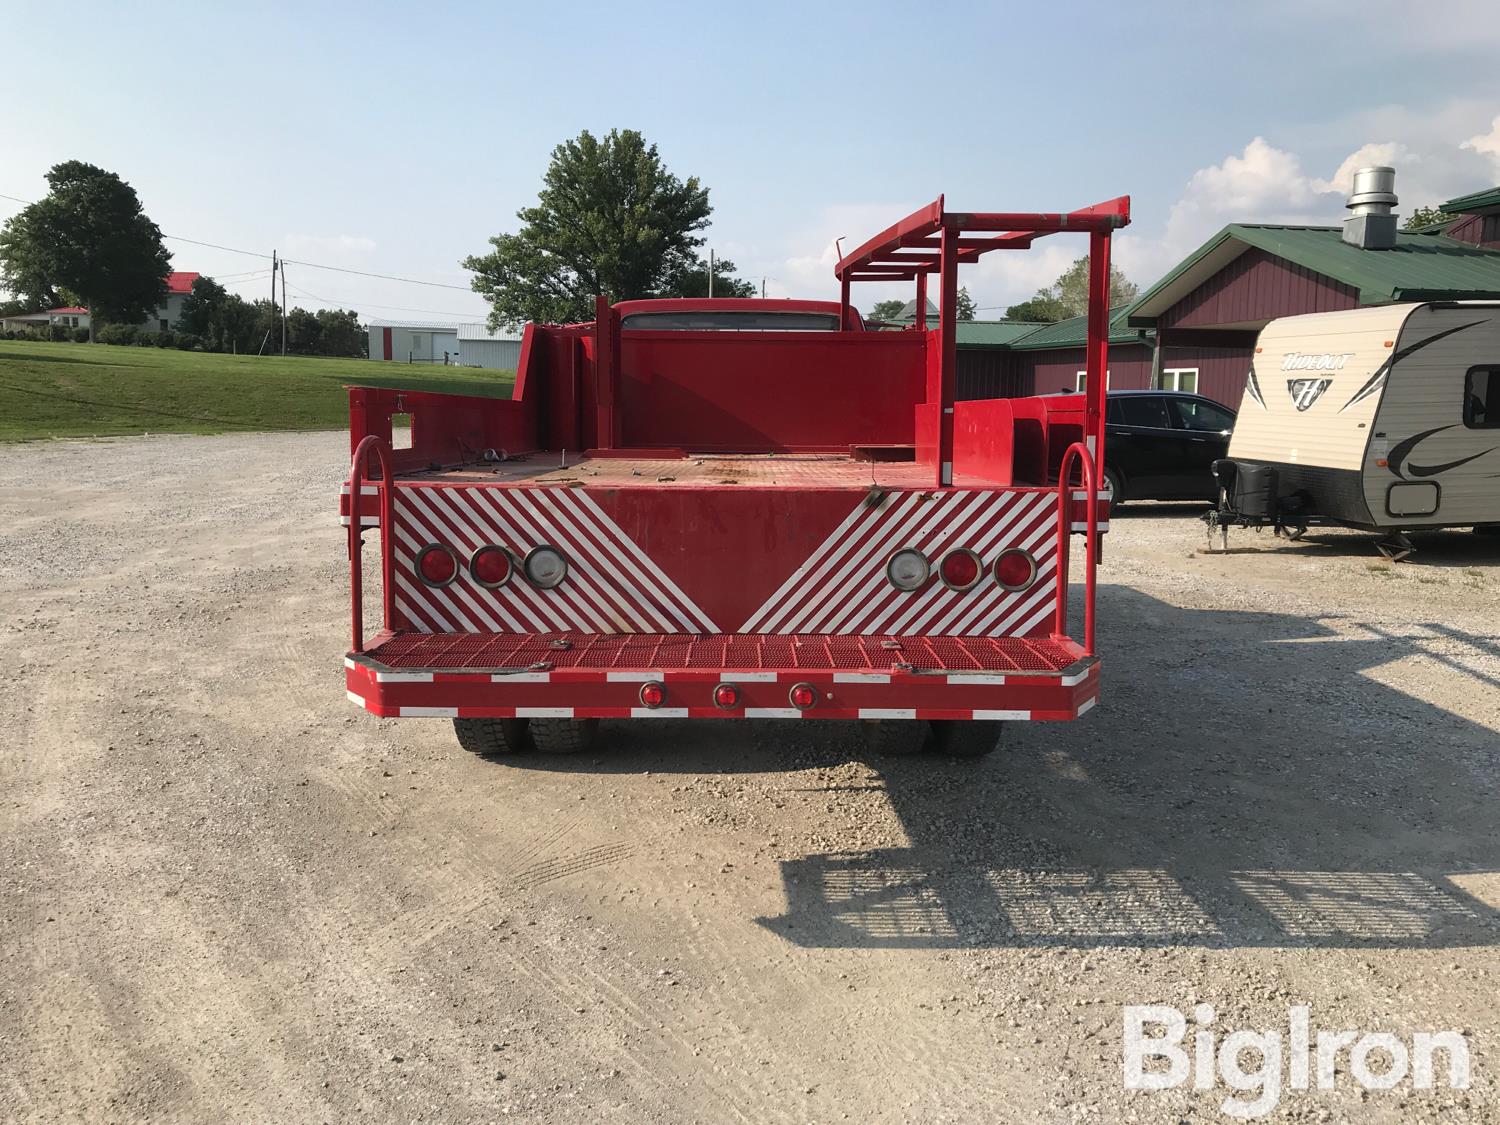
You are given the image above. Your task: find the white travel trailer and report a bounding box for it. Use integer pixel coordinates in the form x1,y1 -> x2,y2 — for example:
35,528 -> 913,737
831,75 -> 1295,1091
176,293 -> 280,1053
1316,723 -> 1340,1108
1213,301 -> 1500,557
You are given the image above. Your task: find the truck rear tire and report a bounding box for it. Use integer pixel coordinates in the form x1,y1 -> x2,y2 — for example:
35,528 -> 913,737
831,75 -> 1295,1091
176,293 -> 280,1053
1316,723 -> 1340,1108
453,717 -> 531,757
930,719 -> 1005,758
864,719 -> 932,757
529,717 -> 599,754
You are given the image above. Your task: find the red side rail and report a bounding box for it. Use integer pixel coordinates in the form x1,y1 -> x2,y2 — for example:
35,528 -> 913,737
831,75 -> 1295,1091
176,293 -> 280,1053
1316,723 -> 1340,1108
347,434 -> 396,652
1055,442 -> 1099,655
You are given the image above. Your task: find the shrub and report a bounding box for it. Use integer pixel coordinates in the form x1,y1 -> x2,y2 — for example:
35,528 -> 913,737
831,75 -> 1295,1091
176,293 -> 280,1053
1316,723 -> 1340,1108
1,330 -> 14,341
174,332 -> 202,351
48,323 -> 71,342
71,326 -> 91,343
97,323 -> 138,346
155,330 -> 176,349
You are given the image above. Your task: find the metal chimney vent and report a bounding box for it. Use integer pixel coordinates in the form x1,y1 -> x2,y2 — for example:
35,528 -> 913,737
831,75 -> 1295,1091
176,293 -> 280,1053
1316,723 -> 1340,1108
1343,165 -> 1398,250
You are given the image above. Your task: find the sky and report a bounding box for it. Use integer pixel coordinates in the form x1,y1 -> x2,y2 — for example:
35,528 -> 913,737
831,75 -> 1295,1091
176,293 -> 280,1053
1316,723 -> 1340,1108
4,0 -> 1500,323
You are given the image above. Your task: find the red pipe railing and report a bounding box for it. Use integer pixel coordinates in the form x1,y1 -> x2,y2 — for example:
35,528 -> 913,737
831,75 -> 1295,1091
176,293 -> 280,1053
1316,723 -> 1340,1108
1055,441 -> 1099,655
347,434 -> 396,653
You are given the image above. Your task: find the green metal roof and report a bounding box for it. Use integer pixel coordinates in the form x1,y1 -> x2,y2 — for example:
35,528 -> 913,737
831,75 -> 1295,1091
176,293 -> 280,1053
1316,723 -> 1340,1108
955,319 -> 1051,348
1440,185 -> 1500,214
1006,306 -> 1149,350
1127,223 -> 1500,326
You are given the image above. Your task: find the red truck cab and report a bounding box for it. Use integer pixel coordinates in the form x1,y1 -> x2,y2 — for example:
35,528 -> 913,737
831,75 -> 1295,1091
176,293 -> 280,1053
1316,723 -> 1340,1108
340,194 -> 1126,759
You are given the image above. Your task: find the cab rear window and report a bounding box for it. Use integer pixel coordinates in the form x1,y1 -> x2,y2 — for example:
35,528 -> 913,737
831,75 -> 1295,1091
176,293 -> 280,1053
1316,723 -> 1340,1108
620,311 -> 839,332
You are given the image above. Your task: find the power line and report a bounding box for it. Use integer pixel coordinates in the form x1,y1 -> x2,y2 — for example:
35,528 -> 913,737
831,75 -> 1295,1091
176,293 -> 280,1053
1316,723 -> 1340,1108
282,280 -> 482,320
0,191 -> 474,292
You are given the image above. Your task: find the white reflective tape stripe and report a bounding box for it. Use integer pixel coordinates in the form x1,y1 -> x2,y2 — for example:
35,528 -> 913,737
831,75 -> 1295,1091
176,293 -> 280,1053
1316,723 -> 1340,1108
972,709 -> 1031,720
343,657 -> 357,670
346,690 -> 367,708
833,673 -> 889,683
339,516 -> 381,527
1060,668 -> 1090,687
719,672 -> 777,683
608,671 -> 664,682
745,707 -> 800,718
1076,698 -> 1097,716
515,707 -> 574,718
630,707 -> 690,718
399,706 -> 458,718
946,673 -> 1008,684
375,671 -> 435,683
490,672 -> 551,683
859,708 -> 916,720
741,494 -> 887,632
941,461 -> 953,485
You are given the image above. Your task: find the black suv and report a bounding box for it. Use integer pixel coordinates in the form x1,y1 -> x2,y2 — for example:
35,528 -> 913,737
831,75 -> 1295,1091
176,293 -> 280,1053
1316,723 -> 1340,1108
1102,390 -> 1237,502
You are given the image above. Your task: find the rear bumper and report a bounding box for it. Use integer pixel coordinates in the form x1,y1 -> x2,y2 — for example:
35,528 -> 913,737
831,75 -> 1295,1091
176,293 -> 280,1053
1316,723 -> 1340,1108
343,633 -> 1100,722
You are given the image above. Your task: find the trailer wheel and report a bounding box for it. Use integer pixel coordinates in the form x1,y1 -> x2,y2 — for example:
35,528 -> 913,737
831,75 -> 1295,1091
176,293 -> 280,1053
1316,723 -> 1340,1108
930,719 -> 1005,758
864,719 -> 932,757
1102,465 -> 1125,505
529,717 -> 599,754
453,717 -> 531,758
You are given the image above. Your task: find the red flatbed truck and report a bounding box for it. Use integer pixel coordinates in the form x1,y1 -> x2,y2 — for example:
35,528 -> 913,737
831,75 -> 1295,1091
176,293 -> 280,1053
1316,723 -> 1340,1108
340,194 -> 1127,758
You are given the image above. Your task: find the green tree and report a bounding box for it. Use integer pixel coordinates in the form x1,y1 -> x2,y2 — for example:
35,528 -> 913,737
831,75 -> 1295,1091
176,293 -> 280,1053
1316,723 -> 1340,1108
286,307 -> 322,354
1009,256 -> 1138,322
1003,294 -> 1070,322
313,308 -> 366,357
176,276 -> 230,346
956,286 -> 977,321
0,161 -> 171,339
1403,205 -> 1454,231
464,129 -> 714,328
659,254 -> 756,298
867,298 -> 907,323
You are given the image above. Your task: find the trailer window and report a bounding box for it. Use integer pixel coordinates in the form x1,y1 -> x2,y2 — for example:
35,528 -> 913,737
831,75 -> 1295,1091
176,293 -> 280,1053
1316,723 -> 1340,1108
1465,365 -> 1500,429
620,311 -> 840,332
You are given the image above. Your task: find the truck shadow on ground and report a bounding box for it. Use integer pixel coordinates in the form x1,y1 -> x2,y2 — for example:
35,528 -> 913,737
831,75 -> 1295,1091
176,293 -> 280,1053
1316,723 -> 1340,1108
745,585 -> 1500,951
1195,525 -> 1500,567
495,586 -> 1500,950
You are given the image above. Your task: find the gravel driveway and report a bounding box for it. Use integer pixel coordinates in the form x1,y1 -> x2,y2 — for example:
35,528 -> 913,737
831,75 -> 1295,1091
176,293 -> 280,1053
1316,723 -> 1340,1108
3,431 -> 1498,1122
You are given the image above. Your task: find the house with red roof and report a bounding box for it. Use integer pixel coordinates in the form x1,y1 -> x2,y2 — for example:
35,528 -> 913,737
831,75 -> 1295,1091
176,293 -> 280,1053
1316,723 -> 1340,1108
0,271 -> 203,335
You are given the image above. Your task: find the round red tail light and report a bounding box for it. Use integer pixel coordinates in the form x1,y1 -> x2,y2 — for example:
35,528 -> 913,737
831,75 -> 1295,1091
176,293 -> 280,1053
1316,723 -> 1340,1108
639,681 -> 666,709
417,544 -> 458,587
523,545 -> 568,589
788,682 -> 817,711
470,545 -> 513,588
993,549 -> 1039,591
938,548 -> 982,591
713,683 -> 740,710
886,548 -> 930,591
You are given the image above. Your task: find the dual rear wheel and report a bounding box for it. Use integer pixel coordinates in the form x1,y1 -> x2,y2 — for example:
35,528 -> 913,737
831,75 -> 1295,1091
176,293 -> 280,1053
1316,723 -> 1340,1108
452,717 -> 597,758
453,717 -> 1003,760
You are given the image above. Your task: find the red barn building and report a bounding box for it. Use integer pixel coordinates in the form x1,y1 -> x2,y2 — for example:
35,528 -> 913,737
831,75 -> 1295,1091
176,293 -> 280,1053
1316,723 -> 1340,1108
955,172 -> 1500,406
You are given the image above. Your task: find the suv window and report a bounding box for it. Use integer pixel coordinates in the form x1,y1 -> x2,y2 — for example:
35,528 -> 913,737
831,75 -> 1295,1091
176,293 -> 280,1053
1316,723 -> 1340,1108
1465,365 -> 1499,429
1168,397 -> 1235,432
1113,395 -> 1171,428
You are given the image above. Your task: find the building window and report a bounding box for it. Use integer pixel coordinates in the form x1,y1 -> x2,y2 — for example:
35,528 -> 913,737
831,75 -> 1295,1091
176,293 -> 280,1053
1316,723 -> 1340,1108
159,319 -> 169,333
1157,367 -> 1199,393
1073,370 -> 1112,391
1465,365 -> 1499,429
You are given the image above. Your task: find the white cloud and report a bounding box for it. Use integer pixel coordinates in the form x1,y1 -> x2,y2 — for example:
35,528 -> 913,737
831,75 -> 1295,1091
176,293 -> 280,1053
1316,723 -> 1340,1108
1462,115 -> 1500,177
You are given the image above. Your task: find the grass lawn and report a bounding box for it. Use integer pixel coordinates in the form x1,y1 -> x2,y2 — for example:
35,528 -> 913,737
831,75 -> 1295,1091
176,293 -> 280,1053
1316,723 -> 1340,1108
0,340 -> 516,441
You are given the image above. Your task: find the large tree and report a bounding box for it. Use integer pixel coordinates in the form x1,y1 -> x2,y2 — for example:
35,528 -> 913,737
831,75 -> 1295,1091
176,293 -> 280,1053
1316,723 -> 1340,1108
0,161 -> 171,337
866,298 -> 906,323
1007,256 -> 1138,322
465,129 -> 714,328
658,253 -> 755,299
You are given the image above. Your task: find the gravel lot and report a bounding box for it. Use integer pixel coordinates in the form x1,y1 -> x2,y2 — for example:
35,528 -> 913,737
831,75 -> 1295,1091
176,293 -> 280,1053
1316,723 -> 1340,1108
3,430 -> 1499,1122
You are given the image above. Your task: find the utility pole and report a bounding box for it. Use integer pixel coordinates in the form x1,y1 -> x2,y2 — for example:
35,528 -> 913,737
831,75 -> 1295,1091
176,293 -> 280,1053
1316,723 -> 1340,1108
708,249 -> 715,299
761,277 -> 766,299
280,260 -> 287,356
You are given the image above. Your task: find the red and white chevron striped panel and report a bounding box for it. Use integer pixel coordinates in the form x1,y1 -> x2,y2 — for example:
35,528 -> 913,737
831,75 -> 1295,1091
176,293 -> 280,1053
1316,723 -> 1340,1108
742,489 -> 1059,638
391,486 -> 718,635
